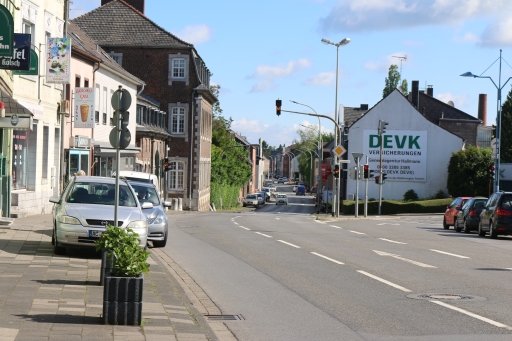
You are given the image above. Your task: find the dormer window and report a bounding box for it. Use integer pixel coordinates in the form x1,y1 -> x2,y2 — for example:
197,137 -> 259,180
173,59 -> 185,78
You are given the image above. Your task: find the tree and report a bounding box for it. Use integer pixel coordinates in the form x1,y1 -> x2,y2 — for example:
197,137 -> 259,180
261,140 -> 276,157
499,86 -> 512,163
400,79 -> 409,96
383,64 -> 400,98
447,146 -> 493,197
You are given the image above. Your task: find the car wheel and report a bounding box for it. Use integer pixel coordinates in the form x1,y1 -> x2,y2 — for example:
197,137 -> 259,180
53,226 -> 66,255
478,221 -> 486,237
463,219 -> 471,234
443,217 -> 449,230
454,218 -> 461,232
489,223 -> 498,239
152,231 -> 168,248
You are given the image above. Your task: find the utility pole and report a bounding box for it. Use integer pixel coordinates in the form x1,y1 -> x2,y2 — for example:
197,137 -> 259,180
377,120 -> 388,215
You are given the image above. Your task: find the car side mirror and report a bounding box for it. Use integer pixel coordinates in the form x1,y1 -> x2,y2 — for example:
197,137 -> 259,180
141,202 -> 153,209
49,196 -> 60,204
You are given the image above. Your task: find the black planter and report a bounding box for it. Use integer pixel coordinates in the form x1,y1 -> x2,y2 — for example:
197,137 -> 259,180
103,275 -> 143,325
100,251 -> 114,286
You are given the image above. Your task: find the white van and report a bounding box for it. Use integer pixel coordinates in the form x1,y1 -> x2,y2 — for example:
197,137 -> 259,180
116,171 -> 159,189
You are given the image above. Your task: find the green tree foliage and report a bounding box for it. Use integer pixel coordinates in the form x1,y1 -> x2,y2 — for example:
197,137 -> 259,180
401,79 -> 409,96
500,86 -> 512,163
261,140 -> 276,157
383,64 -> 400,98
447,146 -> 493,197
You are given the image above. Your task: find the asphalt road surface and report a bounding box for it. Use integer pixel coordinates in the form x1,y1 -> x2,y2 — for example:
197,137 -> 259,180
162,184 -> 512,341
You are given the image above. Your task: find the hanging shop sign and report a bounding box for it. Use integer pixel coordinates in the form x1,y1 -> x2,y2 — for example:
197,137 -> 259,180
13,49 -> 38,75
46,37 -> 71,84
0,34 -> 31,71
74,87 -> 95,128
0,5 -> 14,57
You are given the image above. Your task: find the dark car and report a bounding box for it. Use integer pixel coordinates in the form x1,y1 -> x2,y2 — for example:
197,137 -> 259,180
454,197 -> 487,233
296,185 -> 306,196
443,197 -> 472,229
479,192 -> 512,238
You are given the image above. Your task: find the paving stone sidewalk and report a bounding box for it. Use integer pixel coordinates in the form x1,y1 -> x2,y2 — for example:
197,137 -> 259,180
0,214 -> 235,341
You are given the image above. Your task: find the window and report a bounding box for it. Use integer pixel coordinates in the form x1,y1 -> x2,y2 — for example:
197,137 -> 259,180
110,52 -> 123,66
103,113 -> 107,125
95,85 -> 100,124
84,79 -> 89,87
173,59 -> 185,78
75,76 -> 81,87
103,87 -> 107,125
168,162 -> 184,190
171,107 -> 185,134
23,21 -> 35,46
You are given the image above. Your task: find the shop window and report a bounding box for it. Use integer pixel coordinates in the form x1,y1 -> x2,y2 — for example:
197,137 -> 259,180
42,126 -> 49,179
12,130 -> 29,190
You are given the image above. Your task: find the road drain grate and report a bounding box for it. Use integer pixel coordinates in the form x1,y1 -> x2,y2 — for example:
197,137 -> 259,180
407,293 -> 486,301
205,314 -> 244,321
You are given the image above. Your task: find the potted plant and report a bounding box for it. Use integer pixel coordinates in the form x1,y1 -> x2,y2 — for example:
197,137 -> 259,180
96,224 -> 150,325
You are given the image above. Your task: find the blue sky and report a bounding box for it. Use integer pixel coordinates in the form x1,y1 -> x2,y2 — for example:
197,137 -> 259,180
71,0 -> 512,147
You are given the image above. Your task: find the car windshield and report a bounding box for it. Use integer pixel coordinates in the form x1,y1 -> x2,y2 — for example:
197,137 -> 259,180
247,195 -> 256,199
131,184 -> 160,206
66,182 -> 137,207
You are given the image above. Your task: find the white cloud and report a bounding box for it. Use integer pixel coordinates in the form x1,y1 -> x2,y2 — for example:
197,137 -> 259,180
304,72 -> 335,86
365,53 -> 408,73
250,80 -> 278,93
176,24 -> 212,44
479,16 -> 512,47
320,0 -> 506,33
436,92 -> 469,108
251,59 -> 312,80
69,0 -> 101,19
231,118 -> 301,147
454,32 -> 482,44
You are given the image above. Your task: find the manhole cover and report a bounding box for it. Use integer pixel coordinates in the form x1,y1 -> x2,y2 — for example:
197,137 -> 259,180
407,293 -> 486,301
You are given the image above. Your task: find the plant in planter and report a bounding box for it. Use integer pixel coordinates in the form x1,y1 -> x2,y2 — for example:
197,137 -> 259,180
96,225 -> 150,325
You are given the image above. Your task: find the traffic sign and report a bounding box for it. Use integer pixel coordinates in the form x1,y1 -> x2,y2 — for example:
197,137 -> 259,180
333,145 -> 347,158
109,127 -> 131,149
111,89 -> 132,111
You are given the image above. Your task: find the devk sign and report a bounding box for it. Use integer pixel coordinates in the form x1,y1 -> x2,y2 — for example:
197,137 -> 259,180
363,130 -> 427,182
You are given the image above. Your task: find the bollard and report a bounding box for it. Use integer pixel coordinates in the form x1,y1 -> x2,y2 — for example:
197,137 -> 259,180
173,198 -> 178,211
178,198 -> 182,211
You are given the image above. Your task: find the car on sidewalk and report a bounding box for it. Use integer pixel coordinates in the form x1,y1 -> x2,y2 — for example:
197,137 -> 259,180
49,176 -> 152,255
276,194 -> 288,205
128,181 -> 173,247
443,196 -> 472,229
454,197 -> 487,233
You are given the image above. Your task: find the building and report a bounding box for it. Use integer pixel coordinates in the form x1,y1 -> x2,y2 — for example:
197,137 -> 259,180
346,90 -> 464,200
73,0 -> 217,211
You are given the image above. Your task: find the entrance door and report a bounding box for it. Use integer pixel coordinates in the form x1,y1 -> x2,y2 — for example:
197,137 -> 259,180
69,149 -> 90,177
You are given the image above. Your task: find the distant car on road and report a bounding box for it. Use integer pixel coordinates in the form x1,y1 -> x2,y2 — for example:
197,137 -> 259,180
255,192 -> 265,206
296,185 -> 306,196
261,188 -> 271,202
243,194 -> 259,208
454,197 -> 487,233
276,194 -> 288,205
443,196 -> 472,229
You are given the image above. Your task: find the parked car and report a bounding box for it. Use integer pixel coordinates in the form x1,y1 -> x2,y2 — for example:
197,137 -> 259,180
276,194 -> 288,205
454,197 -> 488,233
255,192 -> 265,206
49,176 -> 152,255
292,185 -> 298,192
310,186 -> 317,194
268,184 -> 277,192
443,196 -> 472,229
296,185 -> 306,196
116,170 -> 159,190
261,187 -> 271,202
282,177 -> 288,183
243,194 -> 259,208
479,192 -> 512,238
129,181 -> 172,247
277,177 -> 285,184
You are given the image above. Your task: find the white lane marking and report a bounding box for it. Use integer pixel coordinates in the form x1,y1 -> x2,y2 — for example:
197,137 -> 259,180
377,223 -> 400,225
357,270 -> 411,293
311,252 -> 344,265
233,222 -> 239,225
373,250 -> 437,268
330,225 -> 342,229
349,230 -> 366,235
430,300 -> 512,331
379,238 -> 407,245
275,218 -> 280,220
240,226 -> 251,230
255,232 -> 272,238
314,220 -> 326,224
430,249 -> 470,259
506,268 -> 512,271
278,240 -> 301,248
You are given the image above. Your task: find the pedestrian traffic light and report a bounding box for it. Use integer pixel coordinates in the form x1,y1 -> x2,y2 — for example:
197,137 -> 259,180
375,176 -> 379,184
276,99 -> 282,116
382,173 -> 387,183
363,165 -> 369,179
489,165 -> 495,180
333,165 -> 340,178
163,158 -> 169,172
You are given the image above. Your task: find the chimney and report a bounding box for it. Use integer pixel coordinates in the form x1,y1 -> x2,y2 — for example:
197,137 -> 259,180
360,104 -> 368,110
478,94 -> 487,126
101,0 -> 145,14
412,80 -> 419,108
427,85 -> 433,97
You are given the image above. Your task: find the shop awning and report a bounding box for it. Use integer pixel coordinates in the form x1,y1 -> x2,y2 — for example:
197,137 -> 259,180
0,90 -> 34,130
94,140 -> 141,154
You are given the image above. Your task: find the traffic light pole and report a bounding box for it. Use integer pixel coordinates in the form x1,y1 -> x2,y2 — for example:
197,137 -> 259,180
364,157 -> 368,218
378,128 -> 384,216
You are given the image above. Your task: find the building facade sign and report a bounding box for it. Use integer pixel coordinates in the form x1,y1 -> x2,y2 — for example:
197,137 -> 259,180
13,49 -> 38,75
363,130 -> 427,182
0,34 -> 31,71
0,4 -> 14,57
46,37 -> 71,83
74,87 -> 95,128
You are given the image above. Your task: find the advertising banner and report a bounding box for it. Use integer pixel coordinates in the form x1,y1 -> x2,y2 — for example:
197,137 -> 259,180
13,49 -> 38,75
0,4 -> 14,57
46,37 -> 71,84
321,163 -> 327,182
0,33 -> 31,71
363,130 -> 427,182
74,87 -> 95,129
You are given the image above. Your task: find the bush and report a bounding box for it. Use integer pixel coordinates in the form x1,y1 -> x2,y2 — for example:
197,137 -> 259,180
433,189 -> 446,199
210,182 -> 240,209
342,198 -> 452,215
403,189 -> 419,202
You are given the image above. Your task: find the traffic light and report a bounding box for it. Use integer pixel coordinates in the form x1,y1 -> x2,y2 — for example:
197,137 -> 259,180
489,165 -> 495,180
382,173 -> 387,183
163,158 -> 169,172
333,165 -> 340,178
375,176 -> 379,184
276,99 -> 282,116
363,165 -> 369,179
378,120 -> 389,135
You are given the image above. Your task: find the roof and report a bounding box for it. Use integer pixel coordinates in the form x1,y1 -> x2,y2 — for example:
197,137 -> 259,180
344,106 -> 369,127
68,22 -> 144,86
0,91 -> 33,116
72,0 -> 192,48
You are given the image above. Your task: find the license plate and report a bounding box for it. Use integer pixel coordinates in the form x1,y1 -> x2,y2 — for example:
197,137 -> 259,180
89,230 -> 102,238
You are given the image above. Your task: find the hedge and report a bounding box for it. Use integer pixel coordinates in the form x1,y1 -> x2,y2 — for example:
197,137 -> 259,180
210,182 -> 241,209
341,198 -> 453,215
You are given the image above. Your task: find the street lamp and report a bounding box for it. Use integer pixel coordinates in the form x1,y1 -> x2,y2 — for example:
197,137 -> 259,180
284,151 -> 296,180
322,37 -> 350,217
461,49 -> 512,192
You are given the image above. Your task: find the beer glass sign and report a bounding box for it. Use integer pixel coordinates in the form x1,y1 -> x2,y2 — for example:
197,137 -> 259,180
74,87 -> 95,129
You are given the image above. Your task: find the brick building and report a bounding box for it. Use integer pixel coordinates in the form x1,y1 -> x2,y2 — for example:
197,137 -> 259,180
73,0 -> 217,211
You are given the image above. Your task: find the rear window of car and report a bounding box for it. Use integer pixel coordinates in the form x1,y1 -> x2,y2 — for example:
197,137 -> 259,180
246,195 -> 256,199
277,194 -> 287,198
499,194 -> 512,209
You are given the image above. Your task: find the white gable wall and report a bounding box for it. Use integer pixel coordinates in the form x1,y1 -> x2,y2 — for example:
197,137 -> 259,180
347,90 -> 464,201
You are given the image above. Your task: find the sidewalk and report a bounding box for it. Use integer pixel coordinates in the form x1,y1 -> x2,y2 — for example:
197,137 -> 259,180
0,214 -> 236,341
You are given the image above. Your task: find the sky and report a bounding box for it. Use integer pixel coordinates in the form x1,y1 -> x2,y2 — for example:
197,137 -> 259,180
70,0 -> 512,147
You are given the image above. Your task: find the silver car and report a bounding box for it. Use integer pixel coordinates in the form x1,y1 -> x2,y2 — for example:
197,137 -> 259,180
49,176 -> 152,255
128,181 -> 172,248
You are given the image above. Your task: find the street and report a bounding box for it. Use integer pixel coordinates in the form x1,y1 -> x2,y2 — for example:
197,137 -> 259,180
161,184 -> 512,341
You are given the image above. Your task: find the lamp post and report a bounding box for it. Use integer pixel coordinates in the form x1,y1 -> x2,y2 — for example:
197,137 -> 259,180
321,37 -> 350,217
284,151 -> 296,181
461,49 -> 512,192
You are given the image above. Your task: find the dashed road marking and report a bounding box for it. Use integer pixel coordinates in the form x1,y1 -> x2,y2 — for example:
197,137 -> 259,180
311,252 -> 344,265
330,225 -> 342,229
430,249 -> 470,259
373,250 -> 436,268
349,230 -> 366,235
357,270 -> 412,292
379,238 -> 407,244
240,226 -> 251,230
278,240 -> 301,248
255,232 -> 272,238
